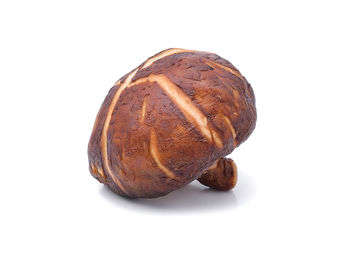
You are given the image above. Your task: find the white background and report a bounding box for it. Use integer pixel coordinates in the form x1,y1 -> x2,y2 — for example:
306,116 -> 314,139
1,0 -> 349,263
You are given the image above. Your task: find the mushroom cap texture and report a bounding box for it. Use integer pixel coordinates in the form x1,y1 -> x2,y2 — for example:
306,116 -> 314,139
88,48 -> 257,198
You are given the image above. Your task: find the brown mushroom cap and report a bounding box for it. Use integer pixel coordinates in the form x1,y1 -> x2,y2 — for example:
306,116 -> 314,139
88,48 -> 256,198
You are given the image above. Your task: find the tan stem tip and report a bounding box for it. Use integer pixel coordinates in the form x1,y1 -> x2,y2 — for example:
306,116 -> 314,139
198,157 -> 237,191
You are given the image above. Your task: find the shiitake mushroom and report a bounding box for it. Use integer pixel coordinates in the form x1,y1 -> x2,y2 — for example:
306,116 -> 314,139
88,48 -> 256,198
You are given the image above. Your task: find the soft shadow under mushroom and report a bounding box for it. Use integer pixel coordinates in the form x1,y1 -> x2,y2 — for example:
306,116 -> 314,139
98,169 -> 255,214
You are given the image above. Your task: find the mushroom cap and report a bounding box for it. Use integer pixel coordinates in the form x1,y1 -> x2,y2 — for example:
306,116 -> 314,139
88,48 -> 256,198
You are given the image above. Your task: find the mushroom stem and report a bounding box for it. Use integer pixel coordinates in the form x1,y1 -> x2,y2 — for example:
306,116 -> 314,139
197,157 -> 237,191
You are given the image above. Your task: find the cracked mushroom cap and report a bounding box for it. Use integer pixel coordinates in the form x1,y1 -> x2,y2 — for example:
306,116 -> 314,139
88,48 -> 256,198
